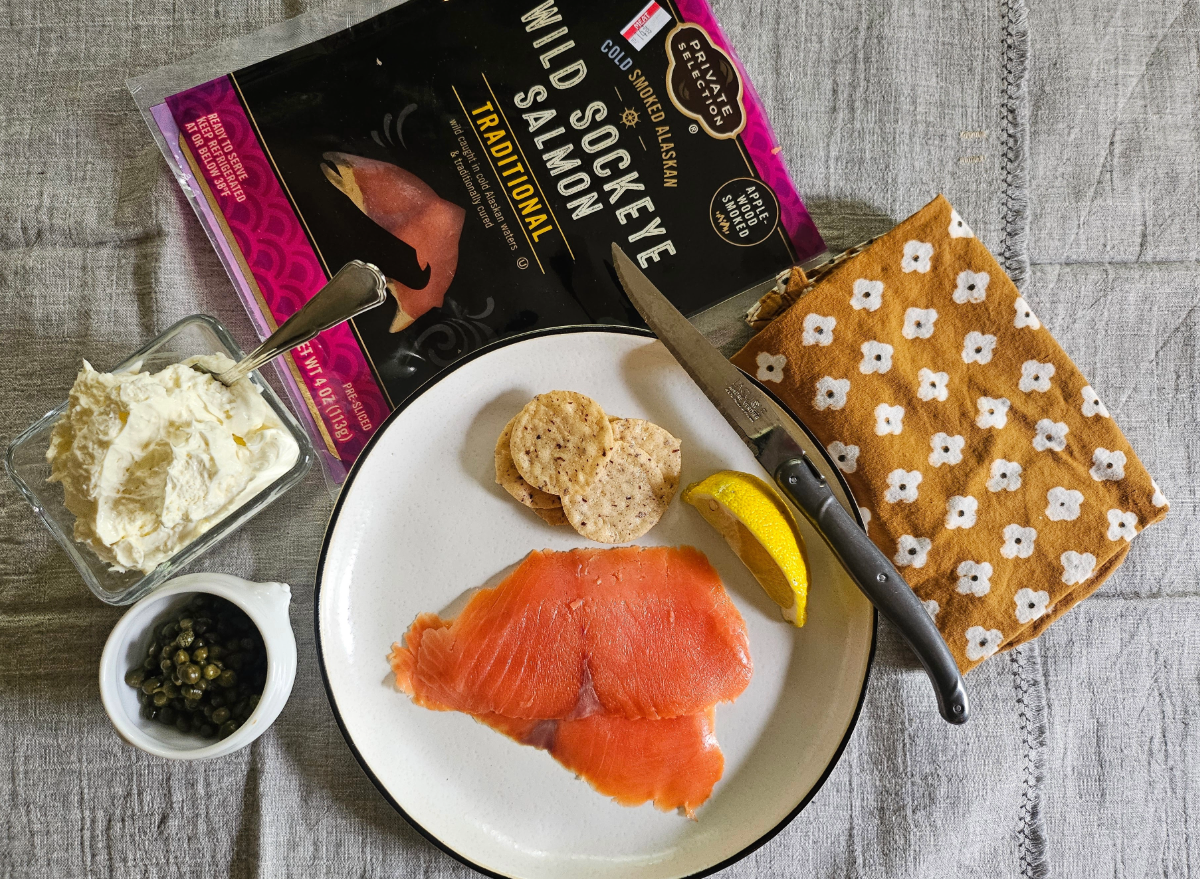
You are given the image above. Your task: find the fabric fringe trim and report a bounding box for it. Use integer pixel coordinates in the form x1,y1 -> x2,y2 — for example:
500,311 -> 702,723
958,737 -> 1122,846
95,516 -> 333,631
1001,1 -> 1044,874
1011,641 -> 1050,879
1001,0 -> 1031,290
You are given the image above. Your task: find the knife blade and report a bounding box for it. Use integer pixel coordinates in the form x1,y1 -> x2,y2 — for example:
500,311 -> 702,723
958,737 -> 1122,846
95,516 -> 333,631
611,244 -> 969,724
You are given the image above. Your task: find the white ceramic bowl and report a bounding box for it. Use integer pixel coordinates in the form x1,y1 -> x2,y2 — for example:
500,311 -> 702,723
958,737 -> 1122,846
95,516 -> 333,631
98,572 -> 297,759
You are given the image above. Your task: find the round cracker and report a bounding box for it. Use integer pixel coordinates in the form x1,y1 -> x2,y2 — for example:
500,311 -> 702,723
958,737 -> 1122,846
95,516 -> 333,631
533,504 -> 569,527
510,391 -> 614,496
561,441 -> 669,544
495,417 -> 560,509
609,417 -> 682,499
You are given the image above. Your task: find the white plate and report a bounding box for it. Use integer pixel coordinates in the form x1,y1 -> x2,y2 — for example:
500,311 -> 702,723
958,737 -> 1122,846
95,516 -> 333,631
316,328 -> 874,879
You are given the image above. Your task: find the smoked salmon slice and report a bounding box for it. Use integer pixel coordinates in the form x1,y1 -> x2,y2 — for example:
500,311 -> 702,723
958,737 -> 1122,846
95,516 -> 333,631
387,546 -> 752,816
477,710 -> 724,818
320,152 -> 465,333
389,546 -> 752,720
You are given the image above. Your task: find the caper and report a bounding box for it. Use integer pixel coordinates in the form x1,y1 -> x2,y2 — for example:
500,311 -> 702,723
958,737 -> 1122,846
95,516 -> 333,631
127,595 -> 266,743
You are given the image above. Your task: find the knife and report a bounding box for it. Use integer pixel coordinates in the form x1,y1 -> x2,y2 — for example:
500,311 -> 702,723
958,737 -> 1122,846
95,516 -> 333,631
611,244 -> 969,725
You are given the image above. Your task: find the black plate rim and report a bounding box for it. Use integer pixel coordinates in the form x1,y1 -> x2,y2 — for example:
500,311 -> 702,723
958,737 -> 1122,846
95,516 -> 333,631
313,325 -> 878,879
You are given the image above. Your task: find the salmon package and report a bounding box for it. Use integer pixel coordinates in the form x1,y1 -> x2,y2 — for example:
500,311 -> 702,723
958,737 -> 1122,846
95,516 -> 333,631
129,0 -> 825,483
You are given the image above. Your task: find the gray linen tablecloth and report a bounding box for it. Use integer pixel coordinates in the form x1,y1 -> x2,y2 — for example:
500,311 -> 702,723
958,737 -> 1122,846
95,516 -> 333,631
2,0 -> 1197,876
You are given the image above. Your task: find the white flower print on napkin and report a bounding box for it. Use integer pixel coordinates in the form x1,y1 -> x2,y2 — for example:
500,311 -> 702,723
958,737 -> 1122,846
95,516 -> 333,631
1001,524 -> 1037,559
952,270 -> 990,304
1018,360 -> 1056,393
885,469 -> 923,503
827,441 -> 859,474
987,458 -> 1023,492
929,432 -> 965,467
945,495 -> 978,529
859,507 -> 872,529
962,331 -> 997,365
923,599 -> 940,620
1090,448 -> 1126,481
1014,588 -> 1050,624
917,368 -> 949,402
965,626 -> 1003,662
956,560 -> 993,596
1032,419 -> 1068,452
802,313 -> 836,346
859,340 -> 894,375
850,279 -> 884,312
1046,487 -> 1084,521
814,376 -> 850,410
1152,480 -> 1168,508
1061,550 -> 1097,585
874,403 -> 905,435
902,240 -> 934,273
902,307 -> 938,340
1013,296 -> 1041,329
949,209 -> 974,239
976,396 -> 1011,429
1081,386 -> 1109,418
894,535 -> 931,568
1107,508 -> 1138,542
755,351 -> 786,383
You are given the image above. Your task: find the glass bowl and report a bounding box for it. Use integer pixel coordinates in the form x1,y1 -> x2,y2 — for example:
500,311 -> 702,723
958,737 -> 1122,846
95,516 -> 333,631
5,315 -> 315,605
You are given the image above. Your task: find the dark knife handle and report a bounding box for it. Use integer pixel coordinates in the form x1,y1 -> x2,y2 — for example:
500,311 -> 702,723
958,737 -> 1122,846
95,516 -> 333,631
774,455 -> 969,725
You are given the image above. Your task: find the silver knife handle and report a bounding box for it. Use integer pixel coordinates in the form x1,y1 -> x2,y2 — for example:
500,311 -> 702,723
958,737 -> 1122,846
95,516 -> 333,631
774,455 -> 970,725
218,260 -> 387,386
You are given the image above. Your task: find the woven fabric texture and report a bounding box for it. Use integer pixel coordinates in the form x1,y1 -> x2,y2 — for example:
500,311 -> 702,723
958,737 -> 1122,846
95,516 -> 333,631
1,0 -> 1197,877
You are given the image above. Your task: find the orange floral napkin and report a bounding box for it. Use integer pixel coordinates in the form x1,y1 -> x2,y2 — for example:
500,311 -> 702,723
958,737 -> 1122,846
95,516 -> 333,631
731,195 -> 1169,671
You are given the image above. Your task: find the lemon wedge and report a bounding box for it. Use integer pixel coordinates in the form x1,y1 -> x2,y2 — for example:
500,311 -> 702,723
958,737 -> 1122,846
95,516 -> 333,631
682,470 -> 810,626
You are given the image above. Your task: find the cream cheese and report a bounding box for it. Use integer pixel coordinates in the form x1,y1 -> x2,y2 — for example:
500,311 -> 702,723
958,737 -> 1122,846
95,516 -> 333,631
46,354 -> 300,574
